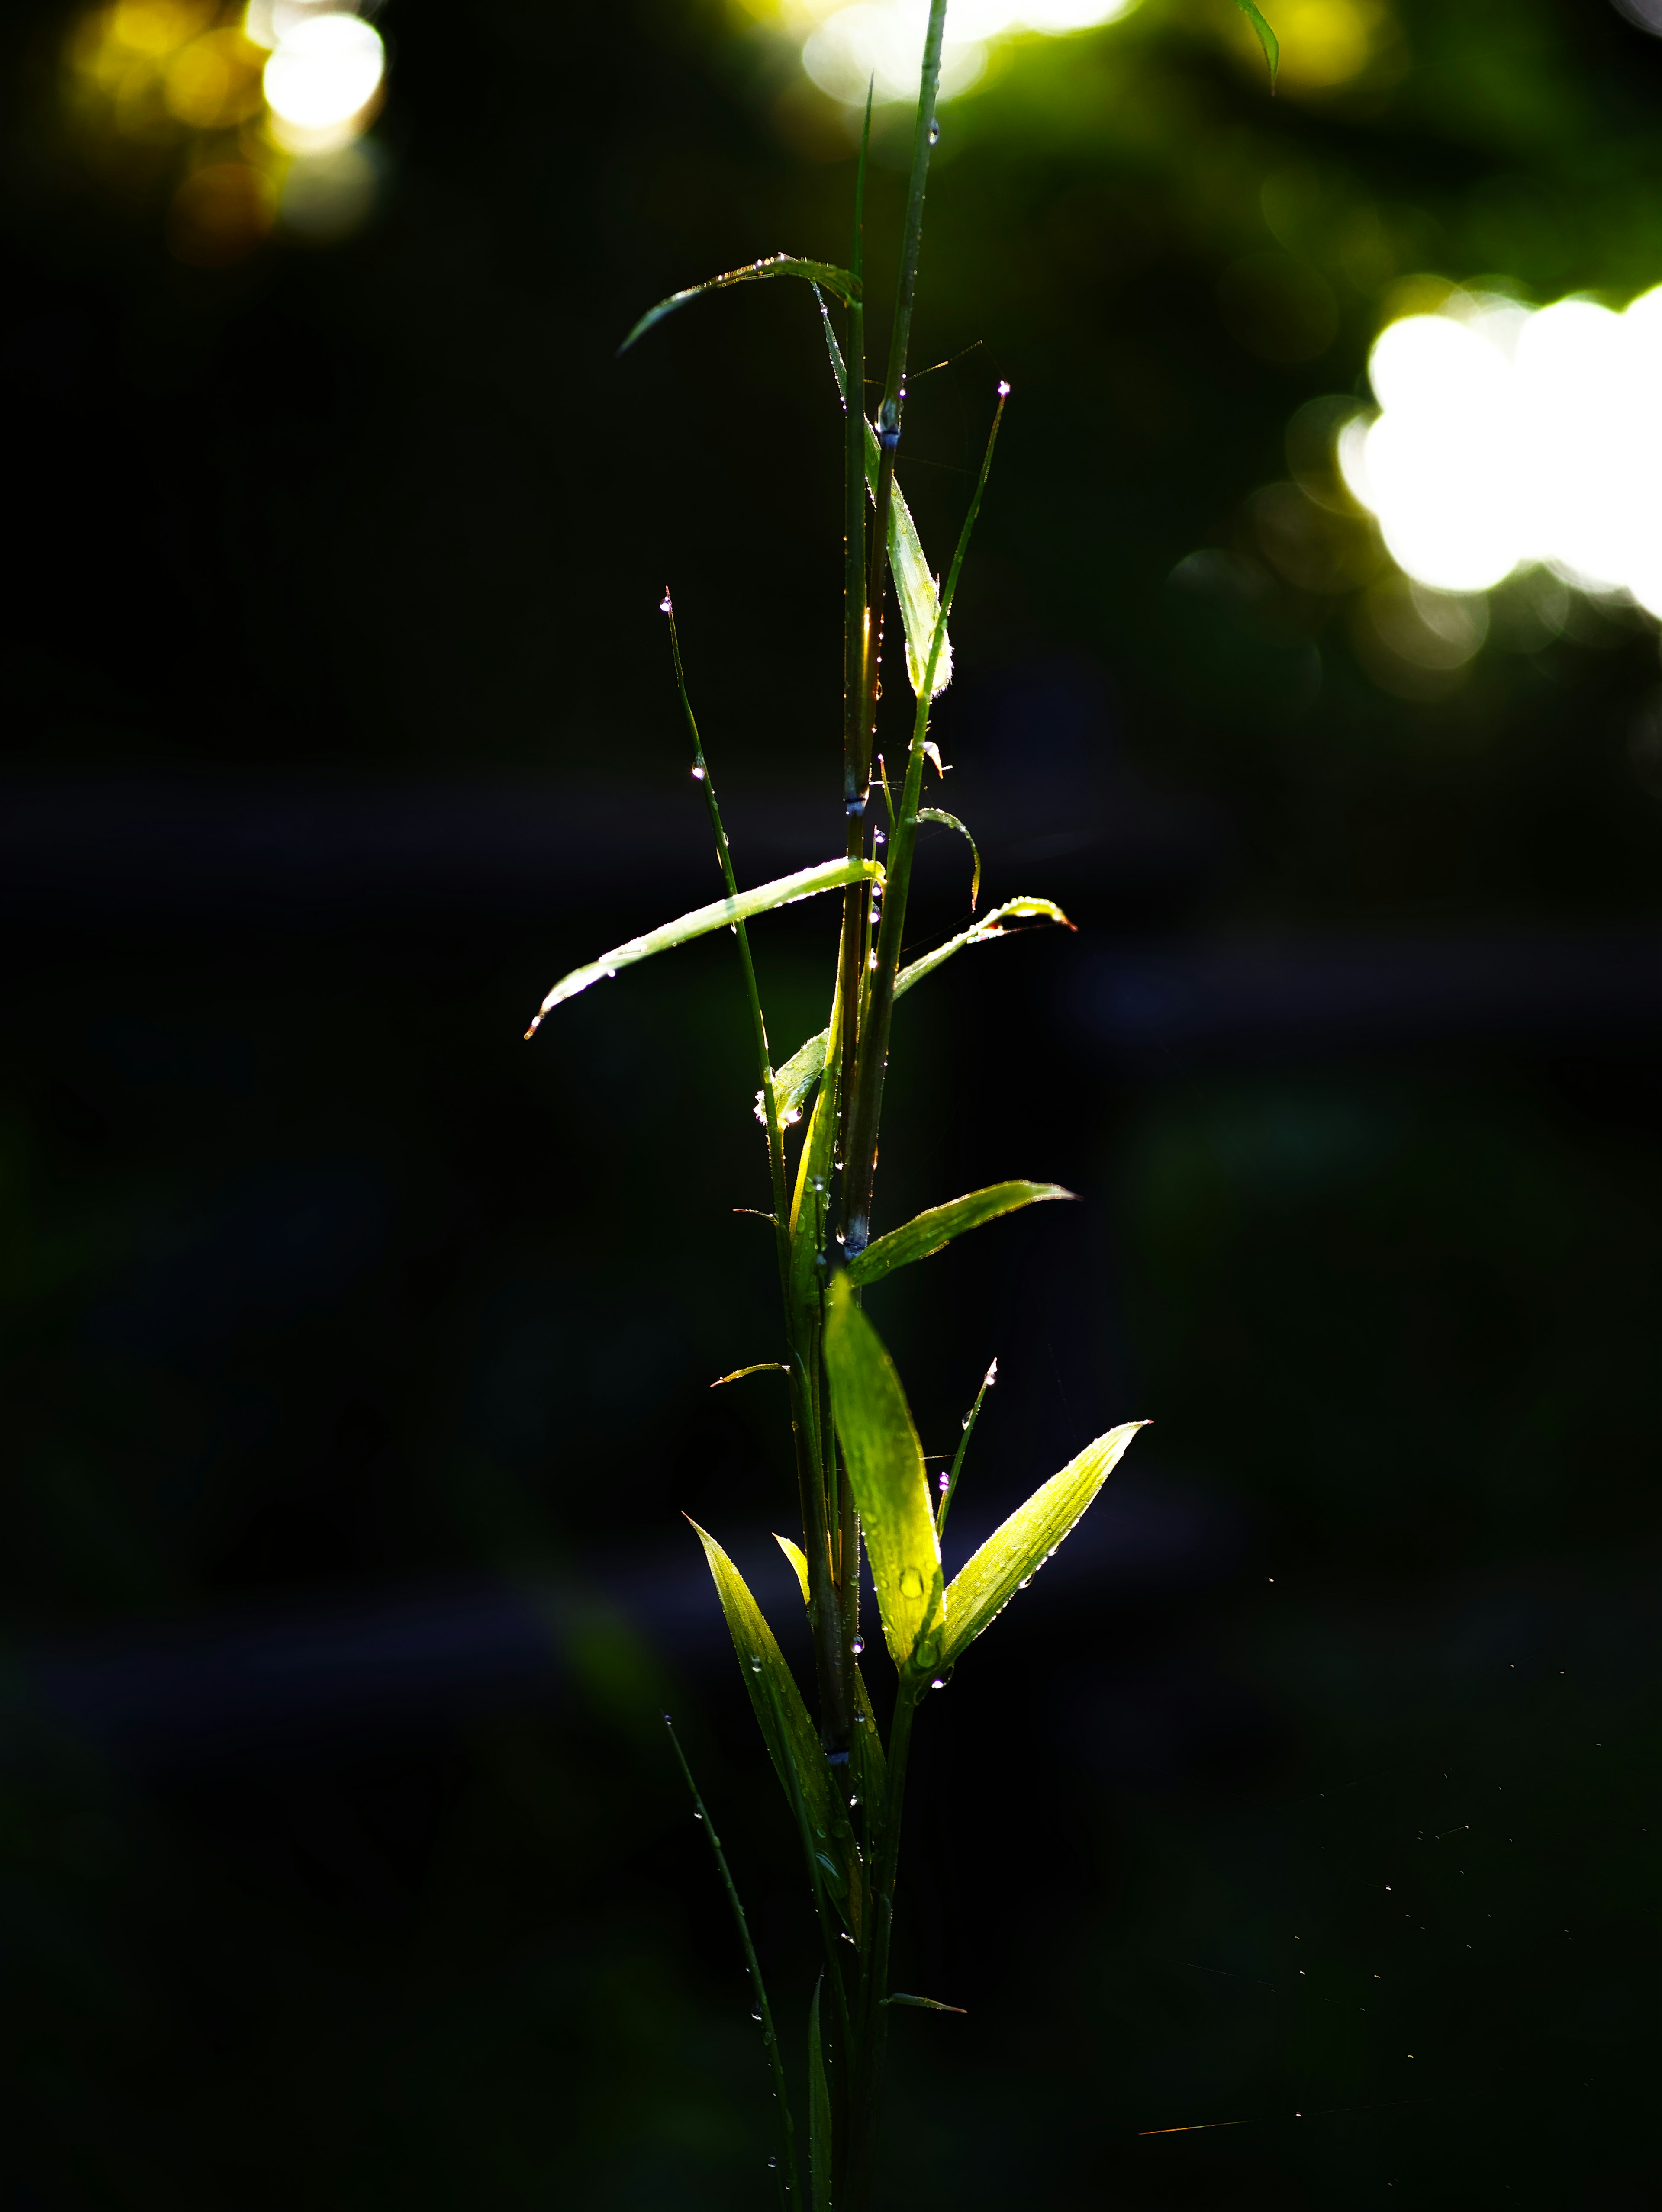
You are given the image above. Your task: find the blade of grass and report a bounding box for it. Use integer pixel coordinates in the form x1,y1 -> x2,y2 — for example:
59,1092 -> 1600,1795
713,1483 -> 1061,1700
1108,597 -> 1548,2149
824,1276 -> 942,1669
936,1357 -> 996,1543
845,1180 -> 1074,1289
916,807 -> 978,905
940,1419 -> 1147,1665
808,1978 -> 834,2212
882,1993 -> 967,2013
664,1715 -> 801,2208
619,254 -> 859,354
1232,0 -> 1280,88
525,855 -> 881,1033
842,385 -> 1009,1256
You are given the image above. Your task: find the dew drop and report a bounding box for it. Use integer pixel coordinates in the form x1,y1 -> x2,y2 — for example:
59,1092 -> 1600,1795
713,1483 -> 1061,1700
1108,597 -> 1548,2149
899,1566 -> 924,1599
1018,1574 -> 1033,1590
749,1656 -> 763,1672
752,2010 -> 762,2022
932,1677 -> 946,1690
691,765 -> 706,781
852,1635 -> 864,1656
928,116 -> 940,145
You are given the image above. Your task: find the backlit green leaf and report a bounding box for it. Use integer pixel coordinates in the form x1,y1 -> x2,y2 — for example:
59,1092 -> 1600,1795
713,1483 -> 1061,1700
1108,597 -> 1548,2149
940,1420 -> 1146,1665
917,807 -> 980,908
852,1662 -> 886,1810
824,1277 -> 942,1669
775,1532 -> 811,1606
712,1363 -> 788,1388
808,1979 -> 832,2211
818,304 -> 951,697
526,857 -> 881,1034
689,1518 -> 862,1932
846,1181 -> 1074,1289
1232,0 -> 1279,87
761,897 -> 1073,1133
882,1992 -> 968,2013
619,255 -> 860,354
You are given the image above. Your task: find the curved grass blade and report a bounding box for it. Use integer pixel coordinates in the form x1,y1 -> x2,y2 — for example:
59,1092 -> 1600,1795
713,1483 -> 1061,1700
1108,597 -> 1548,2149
808,1979 -> 833,2212
937,1357 -> 996,1543
824,1277 -> 942,1669
687,1518 -> 843,1875
940,1420 -> 1147,1665
917,807 -> 979,908
845,1181 -> 1073,1290
664,1716 -> 801,2207
712,1363 -> 789,1388
759,895 -> 1074,1134
776,1532 -> 811,1606
620,254 -> 859,355
882,1993 -> 967,2013
1232,0 -> 1279,87
526,856 -> 881,1035
818,303 -> 951,698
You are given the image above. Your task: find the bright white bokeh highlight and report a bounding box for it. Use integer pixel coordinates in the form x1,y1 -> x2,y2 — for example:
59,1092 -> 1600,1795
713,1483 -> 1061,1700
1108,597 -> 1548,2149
1341,286 -> 1662,614
790,0 -> 1138,108
263,10 -> 384,152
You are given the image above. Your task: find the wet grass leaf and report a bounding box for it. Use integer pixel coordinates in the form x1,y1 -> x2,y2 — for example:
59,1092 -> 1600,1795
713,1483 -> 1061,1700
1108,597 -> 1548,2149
824,1278 -> 942,1669
775,1532 -> 811,1606
940,1421 -> 1146,1665
808,1979 -> 832,2212
845,1181 -> 1073,1289
1233,0 -> 1279,87
619,255 -> 860,354
526,857 -> 880,1033
917,807 -> 980,907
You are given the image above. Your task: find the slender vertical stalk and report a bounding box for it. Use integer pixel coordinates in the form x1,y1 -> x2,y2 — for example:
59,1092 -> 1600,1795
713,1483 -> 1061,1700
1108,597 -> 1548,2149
843,389 -> 1008,1254
664,1716 -> 802,2209
665,602 -> 846,1752
847,1679 -> 918,2212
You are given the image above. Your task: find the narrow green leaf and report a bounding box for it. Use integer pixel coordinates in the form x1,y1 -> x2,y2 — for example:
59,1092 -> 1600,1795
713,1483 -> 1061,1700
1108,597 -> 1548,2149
760,1025 -> 832,1133
808,1980 -> 833,2212
526,857 -> 881,1034
818,305 -> 950,698
712,1363 -> 788,1389
852,1662 -> 886,1811
882,1992 -> 968,2013
846,1181 -> 1074,1289
937,1357 -> 997,1543
775,1532 -> 811,1606
824,1277 -> 942,1669
688,1519 -> 858,1925
917,807 -> 980,908
1232,0 -> 1279,87
619,254 -> 860,354
940,1420 -> 1147,1665
760,896 -> 1074,1132
887,893 -> 1075,998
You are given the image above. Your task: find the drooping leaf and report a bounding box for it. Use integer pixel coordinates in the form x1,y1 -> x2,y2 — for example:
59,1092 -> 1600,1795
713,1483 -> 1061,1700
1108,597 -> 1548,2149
712,1363 -> 789,1388
940,1421 -> 1147,1665
818,304 -> 951,698
688,1518 -> 863,1932
526,857 -> 881,1034
808,1979 -> 833,2212
761,896 -> 1074,1132
917,807 -> 980,908
846,1181 -> 1074,1289
824,1277 -> 942,1669
882,1992 -> 968,2013
888,894 -> 1074,999
619,254 -> 860,355
775,1532 -> 811,1606
1232,0 -> 1279,87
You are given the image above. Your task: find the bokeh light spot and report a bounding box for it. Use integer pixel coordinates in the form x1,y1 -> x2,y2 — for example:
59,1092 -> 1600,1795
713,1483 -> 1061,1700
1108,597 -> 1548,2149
167,159 -> 274,265
263,10 -> 384,153
787,0 -> 1138,109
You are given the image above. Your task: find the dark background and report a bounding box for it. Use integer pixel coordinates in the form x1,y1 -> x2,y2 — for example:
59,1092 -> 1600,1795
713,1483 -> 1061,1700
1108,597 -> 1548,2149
1,0 -> 1657,2205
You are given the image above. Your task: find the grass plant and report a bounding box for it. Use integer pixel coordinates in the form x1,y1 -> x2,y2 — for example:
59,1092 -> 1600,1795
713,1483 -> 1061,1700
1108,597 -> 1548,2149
528,7 -> 1272,2201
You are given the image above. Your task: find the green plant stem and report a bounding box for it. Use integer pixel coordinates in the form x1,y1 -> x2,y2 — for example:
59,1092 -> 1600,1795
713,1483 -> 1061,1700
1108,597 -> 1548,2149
664,1716 -> 801,2209
848,1679 -> 918,2212
842,389 -> 1007,1254
666,603 -> 848,1755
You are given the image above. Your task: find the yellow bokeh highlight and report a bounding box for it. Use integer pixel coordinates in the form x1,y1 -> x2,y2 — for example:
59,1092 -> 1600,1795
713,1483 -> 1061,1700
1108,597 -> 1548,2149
165,29 -> 266,127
